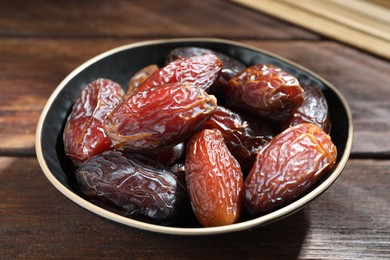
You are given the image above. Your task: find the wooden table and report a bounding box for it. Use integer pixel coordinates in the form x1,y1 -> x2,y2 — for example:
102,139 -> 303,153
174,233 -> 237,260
1,0 -> 389,259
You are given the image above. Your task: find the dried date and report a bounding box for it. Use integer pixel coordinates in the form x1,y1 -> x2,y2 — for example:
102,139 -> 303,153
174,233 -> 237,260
75,150 -> 187,224
226,64 -> 304,122
185,129 -> 243,227
243,123 -> 337,216
135,54 -> 223,93
166,46 -> 246,83
63,78 -> 124,166
104,82 -> 217,152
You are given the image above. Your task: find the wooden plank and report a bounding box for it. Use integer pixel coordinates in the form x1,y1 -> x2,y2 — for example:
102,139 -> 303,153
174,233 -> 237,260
282,0 -> 390,41
368,0 -> 390,9
0,39 -> 389,156
0,0 -> 318,40
0,157 -> 389,258
328,0 -> 390,24
231,0 -> 390,59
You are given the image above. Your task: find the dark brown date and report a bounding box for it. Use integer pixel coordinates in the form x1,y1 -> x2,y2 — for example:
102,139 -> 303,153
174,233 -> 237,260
202,106 -> 273,171
185,129 -> 244,227
75,150 -> 187,224
104,82 -> 217,152
243,123 -> 337,216
283,82 -> 331,133
125,64 -> 159,98
63,78 -> 124,166
226,64 -> 304,122
135,54 -> 223,93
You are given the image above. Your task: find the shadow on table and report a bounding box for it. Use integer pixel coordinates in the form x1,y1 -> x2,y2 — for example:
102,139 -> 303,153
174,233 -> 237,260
141,209 -> 310,259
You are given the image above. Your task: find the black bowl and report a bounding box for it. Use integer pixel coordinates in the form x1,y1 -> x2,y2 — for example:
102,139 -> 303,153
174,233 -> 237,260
36,38 -> 353,235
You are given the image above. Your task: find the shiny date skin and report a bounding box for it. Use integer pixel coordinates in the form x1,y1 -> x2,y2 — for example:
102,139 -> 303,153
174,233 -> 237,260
185,129 -> 244,227
135,54 -> 223,93
76,150 -> 187,224
166,46 -> 246,83
202,105 -> 273,172
63,78 -> 124,166
226,64 -> 304,122
104,82 -> 217,153
243,123 -> 337,216
283,82 -> 331,133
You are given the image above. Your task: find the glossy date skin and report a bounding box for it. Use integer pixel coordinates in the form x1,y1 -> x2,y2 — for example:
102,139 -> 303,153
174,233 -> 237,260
75,150 -> 187,224
166,46 -> 246,83
226,64 -> 304,122
135,54 -> 223,93
185,129 -> 243,227
284,82 -> 331,133
243,123 -> 337,216
202,106 -> 273,171
63,78 -> 124,166
104,82 -> 217,153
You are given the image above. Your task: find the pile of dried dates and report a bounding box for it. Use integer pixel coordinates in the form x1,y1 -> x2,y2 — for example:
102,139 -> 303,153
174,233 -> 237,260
63,47 -> 337,227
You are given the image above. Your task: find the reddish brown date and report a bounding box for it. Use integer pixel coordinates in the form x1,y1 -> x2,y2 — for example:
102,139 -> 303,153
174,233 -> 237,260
75,150 -> 187,224
243,123 -> 337,216
185,129 -> 244,227
284,82 -> 331,133
202,106 -> 273,171
226,64 -> 304,122
135,54 -> 223,93
63,78 -> 124,166
104,82 -> 217,152
125,64 -> 159,98
166,47 -> 246,83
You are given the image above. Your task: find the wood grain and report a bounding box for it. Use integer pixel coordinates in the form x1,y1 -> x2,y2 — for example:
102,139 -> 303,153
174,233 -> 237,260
0,0 -> 317,40
232,0 -> 390,59
283,0 -> 390,41
0,157 -> 388,259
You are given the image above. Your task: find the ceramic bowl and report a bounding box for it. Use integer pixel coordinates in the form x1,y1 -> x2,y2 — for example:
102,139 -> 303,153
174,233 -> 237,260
36,38 -> 353,235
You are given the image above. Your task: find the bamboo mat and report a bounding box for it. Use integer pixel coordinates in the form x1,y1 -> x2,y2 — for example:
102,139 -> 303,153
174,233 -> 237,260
231,0 -> 390,59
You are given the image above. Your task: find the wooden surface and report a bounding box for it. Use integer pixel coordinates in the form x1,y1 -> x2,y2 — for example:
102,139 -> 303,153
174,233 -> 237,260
0,0 -> 389,259
231,0 -> 390,59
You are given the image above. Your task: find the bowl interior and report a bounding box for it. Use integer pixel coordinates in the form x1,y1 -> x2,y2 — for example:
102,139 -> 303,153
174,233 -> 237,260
37,39 -> 352,235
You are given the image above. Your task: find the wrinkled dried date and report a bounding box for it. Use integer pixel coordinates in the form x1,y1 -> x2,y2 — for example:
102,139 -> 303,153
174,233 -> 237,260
185,129 -> 243,227
76,150 -> 187,224
166,46 -> 246,83
226,64 -> 304,122
63,78 -> 124,166
243,123 -> 337,216
135,54 -> 223,93
104,82 -> 217,152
